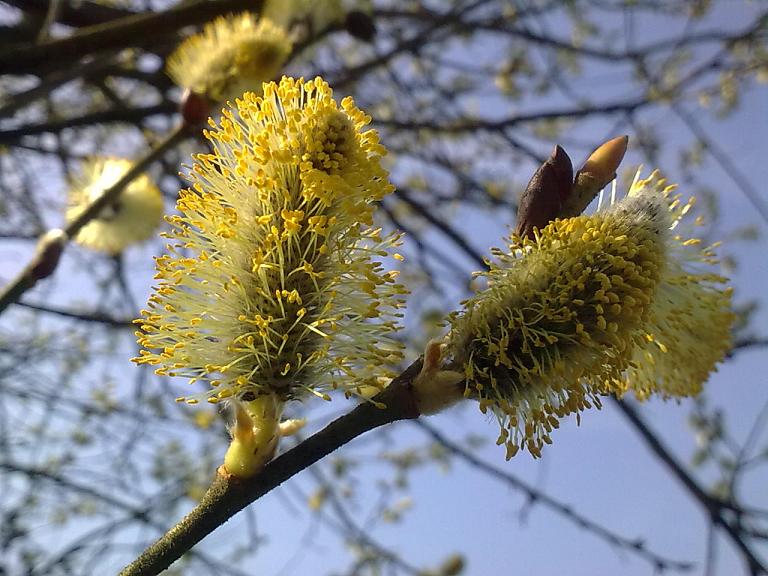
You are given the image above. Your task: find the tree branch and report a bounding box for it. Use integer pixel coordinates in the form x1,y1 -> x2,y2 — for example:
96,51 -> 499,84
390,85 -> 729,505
15,300 -> 134,327
119,359 -> 423,576
0,123 -> 187,316
0,0 -> 262,74
0,103 -> 176,145
5,0 -> 136,28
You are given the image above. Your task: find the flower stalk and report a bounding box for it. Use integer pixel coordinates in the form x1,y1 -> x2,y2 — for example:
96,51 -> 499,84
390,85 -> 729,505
119,359 -> 423,576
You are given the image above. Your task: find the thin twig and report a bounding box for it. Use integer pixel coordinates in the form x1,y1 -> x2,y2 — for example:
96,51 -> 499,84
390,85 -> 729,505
0,103 -> 175,145
413,419 -> 695,573
613,398 -> 767,575
394,189 -> 487,268
15,300 -> 134,327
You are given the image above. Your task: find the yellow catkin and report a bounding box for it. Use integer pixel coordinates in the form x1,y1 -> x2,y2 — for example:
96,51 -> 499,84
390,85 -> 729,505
66,158 -> 164,254
167,14 -> 292,104
262,0 -> 344,32
448,171 -> 734,459
133,76 -> 407,407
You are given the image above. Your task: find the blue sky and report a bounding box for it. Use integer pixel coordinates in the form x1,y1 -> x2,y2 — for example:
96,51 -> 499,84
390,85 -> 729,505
2,2 -> 767,575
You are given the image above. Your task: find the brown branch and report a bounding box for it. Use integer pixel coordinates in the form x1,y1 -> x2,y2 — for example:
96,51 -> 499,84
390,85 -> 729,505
374,7 -> 768,63
0,53 -> 121,118
331,0 -> 492,90
0,103 -> 176,145
729,337 -> 768,356
15,300 -> 134,327
119,360 -> 423,576
5,0 -> 136,28
0,0 -> 262,74
394,188 -> 487,268
375,98 -> 646,133
371,24 -> 754,138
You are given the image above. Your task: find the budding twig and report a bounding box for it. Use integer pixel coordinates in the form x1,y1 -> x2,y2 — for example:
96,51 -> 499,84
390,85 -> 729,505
118,359 -> 423,576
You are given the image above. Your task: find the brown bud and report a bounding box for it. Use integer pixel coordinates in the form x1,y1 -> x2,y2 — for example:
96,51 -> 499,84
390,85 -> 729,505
560,135 -> 628,218
344,10 -> 376,42
515,145 -> 573,238
30,229 -> 67,280
180,89 -> 212,128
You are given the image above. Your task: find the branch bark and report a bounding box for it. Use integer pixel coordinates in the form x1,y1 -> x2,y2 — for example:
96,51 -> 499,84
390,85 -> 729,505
0,0 -> 262,74
119,359 -> 423,576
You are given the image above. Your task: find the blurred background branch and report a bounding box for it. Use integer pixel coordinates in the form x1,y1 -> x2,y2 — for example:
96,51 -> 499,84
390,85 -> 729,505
1,0 -> 766,574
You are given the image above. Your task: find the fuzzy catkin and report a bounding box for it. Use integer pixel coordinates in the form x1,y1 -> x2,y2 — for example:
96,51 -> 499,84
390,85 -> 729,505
448,172 -> 733,459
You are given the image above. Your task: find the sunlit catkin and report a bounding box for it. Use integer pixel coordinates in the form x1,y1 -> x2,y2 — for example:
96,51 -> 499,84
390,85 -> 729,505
134,77 -> 407,476
167,13 -> 292,104
447,171 -> 733,459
